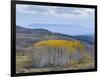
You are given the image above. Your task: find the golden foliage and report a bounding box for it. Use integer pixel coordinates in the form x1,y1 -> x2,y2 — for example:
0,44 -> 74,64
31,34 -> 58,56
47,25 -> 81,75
33,40 -> 85,52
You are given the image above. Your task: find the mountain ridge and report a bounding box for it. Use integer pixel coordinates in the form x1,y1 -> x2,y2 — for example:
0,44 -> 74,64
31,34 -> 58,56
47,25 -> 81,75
16,25 -> 94,44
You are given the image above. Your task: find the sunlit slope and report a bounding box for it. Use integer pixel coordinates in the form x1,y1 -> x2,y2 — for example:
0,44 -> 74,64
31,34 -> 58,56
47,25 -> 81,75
34,40 -> 85,52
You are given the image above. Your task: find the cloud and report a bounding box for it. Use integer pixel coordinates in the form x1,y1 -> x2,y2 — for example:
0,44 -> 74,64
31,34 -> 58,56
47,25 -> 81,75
16,4 -> 94,30
16,4 -> 94,16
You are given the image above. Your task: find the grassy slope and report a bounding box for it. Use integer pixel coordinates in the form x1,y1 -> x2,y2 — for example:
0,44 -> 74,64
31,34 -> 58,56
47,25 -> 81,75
16,40 -> 94,73
16,26 -> 94,73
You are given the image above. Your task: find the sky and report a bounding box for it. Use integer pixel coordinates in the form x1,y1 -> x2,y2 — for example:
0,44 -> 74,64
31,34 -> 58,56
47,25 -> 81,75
16,4 -> 95,35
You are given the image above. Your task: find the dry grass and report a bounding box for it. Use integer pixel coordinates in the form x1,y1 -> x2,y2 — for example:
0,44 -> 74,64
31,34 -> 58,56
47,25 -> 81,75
16,40 -> 94,73
16,52 -> 94,73
16,55 -> 32,69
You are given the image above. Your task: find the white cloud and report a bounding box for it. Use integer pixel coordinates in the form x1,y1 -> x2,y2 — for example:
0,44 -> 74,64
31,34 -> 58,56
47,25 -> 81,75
16,4 -> 94,16
16,5 -> 39,14
16,4 -> 94,28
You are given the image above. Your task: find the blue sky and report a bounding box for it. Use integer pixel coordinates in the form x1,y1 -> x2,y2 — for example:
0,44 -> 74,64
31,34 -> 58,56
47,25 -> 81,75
16,4 -> 95,35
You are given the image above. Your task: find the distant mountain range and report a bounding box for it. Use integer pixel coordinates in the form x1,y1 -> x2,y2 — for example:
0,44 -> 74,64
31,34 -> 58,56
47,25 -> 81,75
16,25 -> 94,51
